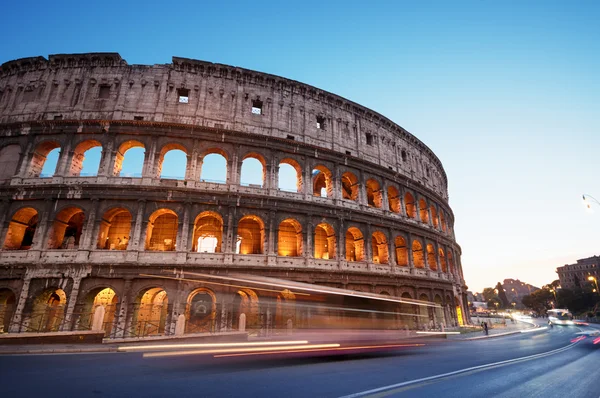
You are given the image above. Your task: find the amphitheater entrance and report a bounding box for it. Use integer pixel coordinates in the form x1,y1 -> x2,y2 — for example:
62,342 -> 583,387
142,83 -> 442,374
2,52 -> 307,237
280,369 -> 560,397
3,207 -> 38,250
277,219 -> 302,257
186,288 -> 216,334
97,208 -> 132,250
314,223 -> 335,259
192,212 -> 223,253
345,227 -> 364,262
0,289 -> 16,333
236,216 -> 264,254
48,207 -> 85,249
23,288 -> 67,333
131,288 -> 169,337
232,289 -> 259,333
74,287 -> 118,335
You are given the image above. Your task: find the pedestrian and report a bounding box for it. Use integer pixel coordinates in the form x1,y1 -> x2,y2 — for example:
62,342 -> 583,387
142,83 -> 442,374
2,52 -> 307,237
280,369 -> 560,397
483,322 -> 489,336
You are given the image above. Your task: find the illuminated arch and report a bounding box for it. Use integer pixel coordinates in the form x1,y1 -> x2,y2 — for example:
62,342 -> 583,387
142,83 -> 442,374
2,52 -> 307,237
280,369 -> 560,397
47,207 -> 85,249
419,198 -> 429,224
371,231 -> 389,264
440,212 -> 447,233
145,209 -> 178,251
387,186 -> 401,213
3,207 -> 38,250
76,287 -> 118,335
345,227 -> 365,262
132,287 -> 169,336
27,288 -> 67,332
426,243 -> 437,270
312,165 -> 333,198
394,236 -> 408,266
404,192 -> 416,219
236,215 -> 265,254
439,248 -> 447,272
192,211 -> 223,253
314,222 -> 336,259
412,240 -> 424,268
0,288 -> 16,333
97,207 -> 132,250
278,219 -> 302,257
366,178 -> 383,208
341,172 -> 359,201
186,288 -> 217,333
430,205 -> 439,229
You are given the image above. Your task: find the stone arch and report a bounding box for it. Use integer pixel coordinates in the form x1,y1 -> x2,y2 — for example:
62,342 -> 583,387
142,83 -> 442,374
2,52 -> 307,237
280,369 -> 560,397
430,205 -> 439,229
236,215 -> 265,254
387,186 -> 401,213
314,222 -> 336,260
341,172 -> 359,201
345,227 -> 365,262
29,141 -> 60,177
192,211 -> 223,253
312,165 -> 333,198
145,209 -> 178,251
395,236 -> 408,266
75,287 -> 118,335
157,143 -> 188,180
232,288 -> 260,331
278,158 -> 302,192
199,148 -> 228,183
96,207 -> 132,250
26,287 -> 67,332
275,289 -> 296,330
419,198 -> 429,224
69,139 -> 102,176
371,231 -> 389,264
114,140 -> 145,177
426,243 -> 437,270
3,207 -> 39,250
132,287 -> 169,336
448,251 -> 455,275
404,192 -> 416,219
440,212 -> 447,233
186,288 -> 217,333
412,240 -> 424,268
47,206 -> 85,249
439,248 -> 447,272
366,178 -> 383,208
0,288 -> 16,333
240,152 -> 267,187
0,144 -> 21,181
278,218 -> 302,256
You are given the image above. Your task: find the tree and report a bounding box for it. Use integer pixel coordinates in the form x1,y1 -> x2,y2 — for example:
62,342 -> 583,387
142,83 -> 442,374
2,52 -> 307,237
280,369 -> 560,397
482,287 -> 497,302
521,288 -> 553,315
496,282 -> 510,308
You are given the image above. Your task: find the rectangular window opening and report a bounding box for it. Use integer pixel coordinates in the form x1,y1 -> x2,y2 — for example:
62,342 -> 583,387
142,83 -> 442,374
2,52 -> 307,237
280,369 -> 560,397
251,99 -> 263,115
53,115 -> 63,120
98,85 -> 110,99
177,88 -> 190,103
316,116 -> 325,130
366,133 -> 374,146
346,151 -> 352,156
134,116 -> 144,121
286,135 -> 295,141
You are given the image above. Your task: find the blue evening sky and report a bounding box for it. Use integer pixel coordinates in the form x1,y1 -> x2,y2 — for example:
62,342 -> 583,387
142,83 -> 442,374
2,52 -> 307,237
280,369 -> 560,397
3,1 -> 599,292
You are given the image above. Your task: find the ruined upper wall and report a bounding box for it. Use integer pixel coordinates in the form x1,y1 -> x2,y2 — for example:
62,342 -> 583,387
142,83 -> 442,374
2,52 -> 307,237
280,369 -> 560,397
0,53 -> 448,198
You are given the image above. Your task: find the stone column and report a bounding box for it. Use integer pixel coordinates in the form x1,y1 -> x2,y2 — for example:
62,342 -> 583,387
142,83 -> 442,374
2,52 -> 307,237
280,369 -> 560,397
178,205 -> 190,252
364,224 -> 372,264
358,170 -> 367,206
16,141 -> 34,178
337,217 -> 345,261
8,274 -> 32,333
60,275 -> 84,331
387,228 -> 395,266
305,220 -> 313,260
97,139 -> 115,177
303,161 -> 312,200
129,200 -> 146,251
407,231 -> 414,269
0,200 -> 10,247
267,211 -> 275,255
34,200 -> 54,250
332,164 -> 341,201
113,278 -> 133,338
184,154 -> 194,181
80,199 -> 99,249
224,207 -> 235,253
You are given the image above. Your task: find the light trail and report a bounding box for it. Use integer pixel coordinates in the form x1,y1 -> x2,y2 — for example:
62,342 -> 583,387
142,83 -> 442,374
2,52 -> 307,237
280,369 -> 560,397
118,340 -> 309,352
213,343 -> 426,358
142,343 -> 341,358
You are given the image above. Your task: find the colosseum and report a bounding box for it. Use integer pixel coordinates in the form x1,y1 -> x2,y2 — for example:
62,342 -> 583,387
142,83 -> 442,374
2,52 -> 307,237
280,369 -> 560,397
0,53 -> 467,339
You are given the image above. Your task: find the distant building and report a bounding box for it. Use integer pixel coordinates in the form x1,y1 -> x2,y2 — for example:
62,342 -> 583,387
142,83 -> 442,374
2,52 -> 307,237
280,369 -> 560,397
556,256 -> 600,289
502,278 -> 538,308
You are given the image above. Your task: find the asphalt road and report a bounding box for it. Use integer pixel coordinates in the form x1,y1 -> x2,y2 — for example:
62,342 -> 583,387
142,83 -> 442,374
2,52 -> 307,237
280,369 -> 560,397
1,324 -> 598,398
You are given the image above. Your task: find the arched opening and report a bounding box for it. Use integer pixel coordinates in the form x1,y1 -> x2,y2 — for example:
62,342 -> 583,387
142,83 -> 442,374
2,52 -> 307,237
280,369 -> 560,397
448,252 -> 455,275
236,215 -> 265,254
404,192 -> 416,218
314,223 -> 336,260
186,288 -> 216,333
0,145 -> 21,181
278,159 -> 302,192
345,227 -> 365,262
430,205 -> 439,229
439,248 -> 447,272
395,236 -> 408,266
232,288 -> 259,332
419,199 -> 429,224
145,209 -> 178,251
371,231 -> 389,264
158,145 -> 187,180
400,292 -> 416,329
412,240 -> 424,268
426,243 -> 437,270
433,294 -> 444,328
132,287 -> 168,336
27,288 -> 67,332
440,212 -> 447,233
312,165 -> 333,198
30,141 -> 60,178
366,179 -> 383,208
275,289 -> 296,330
341,172 -> 359,201
3,207 -> 38,250
199,150 -> 227,183
75,287 -> 118,335
47,207 -> 85,249
418,293 -> 432,328
114,140 -> 145,177
240,153 -> 266,187
192,211 -> 223,253
0,288 -> 16,333
97,208 -> 132,250
70,140 -> 102,176
387,186 -> 400,213
278,219 -> 302,256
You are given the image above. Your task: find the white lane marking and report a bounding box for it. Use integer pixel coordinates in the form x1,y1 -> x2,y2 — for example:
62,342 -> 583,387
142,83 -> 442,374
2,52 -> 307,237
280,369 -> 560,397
338,342 -> 578,398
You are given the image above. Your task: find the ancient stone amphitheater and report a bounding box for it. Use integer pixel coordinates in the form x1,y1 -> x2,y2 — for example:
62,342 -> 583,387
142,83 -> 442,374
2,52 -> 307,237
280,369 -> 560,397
0,53 -> 467,338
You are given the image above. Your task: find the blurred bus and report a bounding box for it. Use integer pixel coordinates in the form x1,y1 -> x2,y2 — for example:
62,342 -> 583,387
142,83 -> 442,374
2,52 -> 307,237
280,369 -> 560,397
547,309 -> 573,325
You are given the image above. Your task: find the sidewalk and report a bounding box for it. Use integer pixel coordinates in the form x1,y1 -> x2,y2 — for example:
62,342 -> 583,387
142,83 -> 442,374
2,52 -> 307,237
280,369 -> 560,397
446,320 -> 536,341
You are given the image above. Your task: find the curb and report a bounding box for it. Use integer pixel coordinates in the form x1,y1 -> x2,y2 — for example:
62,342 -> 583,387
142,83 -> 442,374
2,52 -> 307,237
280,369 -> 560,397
0,346 -> 119,355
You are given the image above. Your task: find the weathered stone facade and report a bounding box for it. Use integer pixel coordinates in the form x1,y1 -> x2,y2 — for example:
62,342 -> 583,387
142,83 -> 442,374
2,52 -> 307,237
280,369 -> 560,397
0,53 -> 468,337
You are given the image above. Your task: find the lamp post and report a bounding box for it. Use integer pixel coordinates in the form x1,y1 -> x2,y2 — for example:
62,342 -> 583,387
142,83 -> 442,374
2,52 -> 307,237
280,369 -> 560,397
588,276 -> 599,295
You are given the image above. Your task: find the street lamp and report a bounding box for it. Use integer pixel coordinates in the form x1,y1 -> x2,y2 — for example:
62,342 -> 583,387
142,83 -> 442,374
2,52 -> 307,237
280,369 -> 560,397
588,276 -> 599,295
